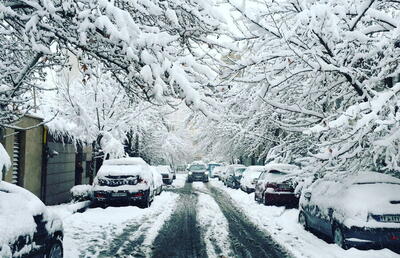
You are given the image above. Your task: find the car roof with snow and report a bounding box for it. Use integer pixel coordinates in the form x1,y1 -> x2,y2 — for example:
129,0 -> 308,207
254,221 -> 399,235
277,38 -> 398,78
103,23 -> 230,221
97,158 -> 151,177
103,157 -> 148,166
245,166 -> 266,173
264,163 -> 299,174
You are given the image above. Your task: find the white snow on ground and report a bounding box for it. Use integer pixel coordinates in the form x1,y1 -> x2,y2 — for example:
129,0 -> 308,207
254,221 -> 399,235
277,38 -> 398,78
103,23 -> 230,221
210,179 -> 399,258
48,201 -> 91,220
171,173 -> 187,188
62,192 -> 178,257
197,192 -> 232,257
192,181 -> 206,190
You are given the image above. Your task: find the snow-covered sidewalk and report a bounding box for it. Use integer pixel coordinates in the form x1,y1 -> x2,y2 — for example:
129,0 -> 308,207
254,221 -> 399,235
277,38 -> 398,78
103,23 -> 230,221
210,179 -> 399,258
48,200 -> 91,220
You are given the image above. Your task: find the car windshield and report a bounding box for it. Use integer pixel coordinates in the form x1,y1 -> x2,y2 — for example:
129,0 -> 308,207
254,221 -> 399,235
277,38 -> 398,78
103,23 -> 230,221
234,168 -> 246,176
190,164 -> 206,170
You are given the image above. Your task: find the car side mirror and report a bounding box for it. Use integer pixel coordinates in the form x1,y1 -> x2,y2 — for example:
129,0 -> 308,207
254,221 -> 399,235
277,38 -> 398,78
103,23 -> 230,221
304,191 -> 312,200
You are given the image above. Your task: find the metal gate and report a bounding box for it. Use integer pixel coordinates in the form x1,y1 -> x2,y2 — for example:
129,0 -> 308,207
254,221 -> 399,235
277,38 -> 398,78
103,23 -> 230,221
12,132 -> 21,185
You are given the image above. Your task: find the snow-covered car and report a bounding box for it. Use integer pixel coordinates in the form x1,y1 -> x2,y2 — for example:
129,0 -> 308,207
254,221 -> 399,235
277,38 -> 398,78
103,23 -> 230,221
93,157 -> 155,208
156,165 -> 174,184
254,163 -> 300,207
240,166 -> 267,193
0,181 -> 63,258
207,163 -> 221,178
225,165 -> 246,189
298,172 -> 400,250
222,164 -> 245,186
151,166 -> 163,195
187,162 -> 209,182
212,166 -> 226,180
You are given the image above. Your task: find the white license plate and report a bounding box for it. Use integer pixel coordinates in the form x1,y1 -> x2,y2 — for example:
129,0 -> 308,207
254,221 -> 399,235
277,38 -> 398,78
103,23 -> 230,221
112,192 -> 127,197
380,215 -> 400,223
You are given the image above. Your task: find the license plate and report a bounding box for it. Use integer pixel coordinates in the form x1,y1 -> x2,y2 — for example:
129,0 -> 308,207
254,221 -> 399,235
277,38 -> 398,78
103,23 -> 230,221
112,192 -> 127,197
379,215 -> 400,223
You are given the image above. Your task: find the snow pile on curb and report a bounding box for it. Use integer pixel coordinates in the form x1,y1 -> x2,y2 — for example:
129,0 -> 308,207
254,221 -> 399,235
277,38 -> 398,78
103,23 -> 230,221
47,200 -> 91,220
70,184 -> 93,202
210,179 -> 399,258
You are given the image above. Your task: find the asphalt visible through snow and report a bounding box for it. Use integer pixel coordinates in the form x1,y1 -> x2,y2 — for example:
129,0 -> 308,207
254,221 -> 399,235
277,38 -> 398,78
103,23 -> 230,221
152,181 -> 292,258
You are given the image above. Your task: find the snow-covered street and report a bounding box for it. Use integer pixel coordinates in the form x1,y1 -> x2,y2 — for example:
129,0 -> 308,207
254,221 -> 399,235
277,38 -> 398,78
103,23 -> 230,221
44,174 -> 400,258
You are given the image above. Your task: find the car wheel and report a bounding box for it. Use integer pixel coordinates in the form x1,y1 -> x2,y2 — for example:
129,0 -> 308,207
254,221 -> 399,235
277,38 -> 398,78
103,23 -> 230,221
333,225 -> 348,250
46,237 -> 63,258
298,211 -> 308,230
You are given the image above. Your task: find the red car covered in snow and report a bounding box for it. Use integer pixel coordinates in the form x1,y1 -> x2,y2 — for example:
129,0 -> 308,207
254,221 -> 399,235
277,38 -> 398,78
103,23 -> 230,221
254,163 -> 300,207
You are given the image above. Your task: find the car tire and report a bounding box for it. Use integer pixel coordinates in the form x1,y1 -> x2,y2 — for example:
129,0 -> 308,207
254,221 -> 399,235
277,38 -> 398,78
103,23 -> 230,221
298,211 -> 309,230
46,236 -> 63,258
333,224 -> 348,250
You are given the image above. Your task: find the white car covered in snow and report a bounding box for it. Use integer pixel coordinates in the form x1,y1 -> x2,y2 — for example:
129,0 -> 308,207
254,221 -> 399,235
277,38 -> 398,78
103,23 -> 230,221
151,166 -> 163,195
240,166 -> 267,193
0,181 -> 63,257
299,172 -> 400,250
156,165 -> 174,184
93,157 -> 155,208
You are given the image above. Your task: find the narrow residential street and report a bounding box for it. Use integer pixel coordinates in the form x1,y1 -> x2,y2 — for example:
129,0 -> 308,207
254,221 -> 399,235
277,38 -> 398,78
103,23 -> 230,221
62,175 -> 291,258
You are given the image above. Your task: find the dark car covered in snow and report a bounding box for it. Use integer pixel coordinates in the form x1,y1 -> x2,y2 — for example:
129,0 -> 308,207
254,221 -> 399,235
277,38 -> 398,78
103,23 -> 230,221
93,157 -> 155,208
187,162 -> 209,182
0,181 -> 63,258
298,172 -> 400,250
225,165 -> 246,189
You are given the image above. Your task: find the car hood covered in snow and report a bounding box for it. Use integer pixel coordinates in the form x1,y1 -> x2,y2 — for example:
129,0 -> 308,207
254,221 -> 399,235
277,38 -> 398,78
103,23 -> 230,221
0,181 -> 62,256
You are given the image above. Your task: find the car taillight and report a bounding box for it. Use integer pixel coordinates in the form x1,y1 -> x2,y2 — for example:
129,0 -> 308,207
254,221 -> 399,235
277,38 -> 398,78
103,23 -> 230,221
95,193 -> 106,198
133,192 -> 144,197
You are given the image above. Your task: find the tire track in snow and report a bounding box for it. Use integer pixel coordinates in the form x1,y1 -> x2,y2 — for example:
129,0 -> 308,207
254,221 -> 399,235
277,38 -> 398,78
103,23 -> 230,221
207,184 -> 292,258
196,192 -> 233,258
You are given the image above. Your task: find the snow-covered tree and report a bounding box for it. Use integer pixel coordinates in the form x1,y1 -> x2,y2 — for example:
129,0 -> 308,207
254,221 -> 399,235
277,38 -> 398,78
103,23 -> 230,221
199,0 -> 400,176
0,0 -> 225,128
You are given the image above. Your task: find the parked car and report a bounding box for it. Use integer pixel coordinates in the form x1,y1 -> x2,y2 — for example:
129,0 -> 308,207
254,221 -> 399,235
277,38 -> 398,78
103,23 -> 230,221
156,165 -> 174,184
212,166 -> 226,180
240,166 -> 267,193
225,165 -> 246,189
207,163 -> 221,178
223,164 -> 245,186
298,172 -> 400,250
254,163 -> 300,207
187,162 -> 209,182
93,157 -> 155,208
151,166 -> 163,195
0,181 -> 64,258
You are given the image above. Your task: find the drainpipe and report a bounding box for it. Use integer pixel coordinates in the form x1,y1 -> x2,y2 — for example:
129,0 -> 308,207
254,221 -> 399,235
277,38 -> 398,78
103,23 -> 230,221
40,126 -> 48,204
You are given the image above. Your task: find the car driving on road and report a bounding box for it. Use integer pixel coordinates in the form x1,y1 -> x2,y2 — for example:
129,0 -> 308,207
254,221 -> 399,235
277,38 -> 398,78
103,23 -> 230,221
0,181 -> 64,258
254,163 -> 300,207
187,162 -> 209,182
298,172 -> 400,250
93,157 -> 155,208
240,166 -> 266,193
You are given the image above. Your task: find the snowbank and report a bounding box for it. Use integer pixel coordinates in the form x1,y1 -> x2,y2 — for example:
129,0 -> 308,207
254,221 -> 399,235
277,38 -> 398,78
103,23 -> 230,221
70,184 -> 93,202
210,179 -> 399,258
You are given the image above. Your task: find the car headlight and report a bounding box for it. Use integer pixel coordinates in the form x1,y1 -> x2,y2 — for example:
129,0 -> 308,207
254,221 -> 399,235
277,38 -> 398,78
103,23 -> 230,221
188,172 -> 192,175
205,171 -> 209,175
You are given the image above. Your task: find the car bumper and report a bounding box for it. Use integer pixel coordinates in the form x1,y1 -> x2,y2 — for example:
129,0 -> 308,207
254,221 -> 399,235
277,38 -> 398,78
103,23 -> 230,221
188,174 -> 208,181
344,226 -> 400,249
94,190 -> 147,203
264,192 -> 299,205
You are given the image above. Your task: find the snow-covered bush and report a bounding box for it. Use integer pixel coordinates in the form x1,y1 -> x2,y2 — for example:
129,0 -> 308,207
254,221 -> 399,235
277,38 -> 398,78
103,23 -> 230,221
71,184 -> 93,202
